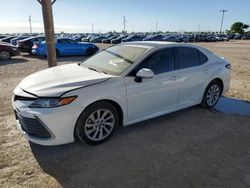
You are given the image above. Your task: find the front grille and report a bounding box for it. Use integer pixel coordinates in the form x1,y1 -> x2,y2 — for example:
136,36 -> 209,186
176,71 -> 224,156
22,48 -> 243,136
14,95 -> 36,101
15,112 -> 51,139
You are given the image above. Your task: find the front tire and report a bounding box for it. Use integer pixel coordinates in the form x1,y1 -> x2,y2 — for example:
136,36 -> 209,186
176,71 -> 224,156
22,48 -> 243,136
75,101 -> 119,145
0,51 -> 11,60
201,80 -> 222,109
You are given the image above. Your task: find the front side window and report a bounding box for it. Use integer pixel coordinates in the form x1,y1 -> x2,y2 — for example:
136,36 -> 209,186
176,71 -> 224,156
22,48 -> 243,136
176,47 -> 200,69
131,48 -> 175,75
81,45 -> 148,75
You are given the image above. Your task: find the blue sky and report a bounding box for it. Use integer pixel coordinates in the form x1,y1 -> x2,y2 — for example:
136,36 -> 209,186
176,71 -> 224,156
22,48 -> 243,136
0,0 -> 249,33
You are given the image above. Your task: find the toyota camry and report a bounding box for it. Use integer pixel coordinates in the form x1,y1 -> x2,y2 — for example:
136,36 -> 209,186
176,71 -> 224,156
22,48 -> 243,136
12,42 -> 231,145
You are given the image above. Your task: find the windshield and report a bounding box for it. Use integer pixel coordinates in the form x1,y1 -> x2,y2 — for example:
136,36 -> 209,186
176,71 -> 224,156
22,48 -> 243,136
81,45 -> 148,75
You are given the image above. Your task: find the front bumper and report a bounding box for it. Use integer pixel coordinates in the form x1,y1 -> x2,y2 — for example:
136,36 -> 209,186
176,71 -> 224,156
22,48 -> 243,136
12,93 -> 84,146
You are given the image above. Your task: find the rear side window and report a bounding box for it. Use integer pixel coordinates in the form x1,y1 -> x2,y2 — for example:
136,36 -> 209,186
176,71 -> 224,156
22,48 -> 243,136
198,50 -> 208,64
131,48 -> 175,75
176,47 -> 200,69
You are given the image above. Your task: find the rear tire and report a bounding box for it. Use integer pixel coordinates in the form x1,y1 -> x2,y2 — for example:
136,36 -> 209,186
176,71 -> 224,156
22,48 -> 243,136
201,80 -> 222,109
56,49 -> 60,57
86,47 -> 96,56
75,101 -> 119,145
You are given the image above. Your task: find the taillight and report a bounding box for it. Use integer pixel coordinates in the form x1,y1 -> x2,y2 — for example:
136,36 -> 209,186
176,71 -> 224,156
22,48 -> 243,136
33,44 -> 39,49
225,64 -> 231,70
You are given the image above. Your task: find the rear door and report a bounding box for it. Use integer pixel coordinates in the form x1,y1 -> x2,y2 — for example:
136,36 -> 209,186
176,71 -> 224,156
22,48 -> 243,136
175,47 -> 209,105
125,48 -> 179,121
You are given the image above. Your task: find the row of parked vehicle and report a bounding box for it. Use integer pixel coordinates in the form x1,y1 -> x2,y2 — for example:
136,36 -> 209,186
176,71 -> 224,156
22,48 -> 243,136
0,32 -> 249,60
0,34 -> 99,60
69,32 -> 250,43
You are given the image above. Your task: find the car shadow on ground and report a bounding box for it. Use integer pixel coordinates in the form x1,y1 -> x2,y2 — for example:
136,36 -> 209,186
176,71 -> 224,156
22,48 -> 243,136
29,100 -> 250,187
30,107 -> 198,187
0,57 -> 28,66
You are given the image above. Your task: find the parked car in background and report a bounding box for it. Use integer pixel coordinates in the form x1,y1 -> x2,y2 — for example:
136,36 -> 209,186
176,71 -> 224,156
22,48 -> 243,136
111,35 -> 127,44
17,36 -> 45,54
11,36 -> 29,45
241,35 -> 250,40
121,35 -> 144,42
162,35 -> 183,42
102,35 -> 117,43
0,35 -> 9,39
72,35 -> 87,42
0,36 -> 16,43
32,38 -> 99,57
142,34 -> 163,41
81,35 -> 93,42
90,36 -> 107,43
0,42 -> 19,60
13,41 -> 231,145
234,34 -> 242,39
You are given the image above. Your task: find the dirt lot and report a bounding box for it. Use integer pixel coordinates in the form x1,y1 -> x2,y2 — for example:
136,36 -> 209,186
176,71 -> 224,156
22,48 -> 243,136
0,41 -> 250,188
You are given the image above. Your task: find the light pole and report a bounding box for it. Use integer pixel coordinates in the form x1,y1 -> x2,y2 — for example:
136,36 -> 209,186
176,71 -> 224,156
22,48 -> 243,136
156,22 -> 158,33
123,16 -> 127,33
220,10 -> 228,33
197,24 -> 200,33
28,15 -> 32,34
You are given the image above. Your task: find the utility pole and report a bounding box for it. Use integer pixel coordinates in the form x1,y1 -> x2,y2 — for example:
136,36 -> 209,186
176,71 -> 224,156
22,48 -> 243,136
37,0 -> 57,67
197,24 -> 200,33
28,15 -> 32,34
156,22 -> 159,33
123,16 -> 127,33
220,10 -> 228,33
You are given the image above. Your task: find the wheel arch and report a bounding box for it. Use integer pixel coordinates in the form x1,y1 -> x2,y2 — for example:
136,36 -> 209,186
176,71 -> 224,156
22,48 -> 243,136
73,99 -> 124,141
209,78 -> 224,94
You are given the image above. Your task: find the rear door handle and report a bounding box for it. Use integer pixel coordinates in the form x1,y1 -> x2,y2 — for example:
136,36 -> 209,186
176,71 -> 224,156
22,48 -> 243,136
203,69 -> 208,73
170,76 -> 177,81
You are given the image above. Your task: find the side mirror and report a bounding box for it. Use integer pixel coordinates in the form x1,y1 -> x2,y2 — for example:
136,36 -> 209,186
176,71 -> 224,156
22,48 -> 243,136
135,68 -> 154,82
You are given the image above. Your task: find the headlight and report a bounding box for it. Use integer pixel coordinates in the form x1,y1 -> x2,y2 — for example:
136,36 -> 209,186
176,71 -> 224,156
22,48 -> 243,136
29,96 -> 77,108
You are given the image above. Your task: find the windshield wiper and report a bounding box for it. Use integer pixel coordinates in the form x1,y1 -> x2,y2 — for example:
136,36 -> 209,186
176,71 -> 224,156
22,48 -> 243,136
88,67 -> 107,74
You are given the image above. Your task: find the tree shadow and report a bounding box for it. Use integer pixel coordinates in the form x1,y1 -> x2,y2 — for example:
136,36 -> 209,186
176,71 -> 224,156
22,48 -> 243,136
0,57 -> 28,66
213,96 -> 250,116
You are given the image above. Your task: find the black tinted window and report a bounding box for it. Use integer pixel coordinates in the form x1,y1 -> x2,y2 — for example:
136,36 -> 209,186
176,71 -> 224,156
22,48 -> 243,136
198,50 -> 208,64
176,47 -> 200,69
132,48 -> 175,75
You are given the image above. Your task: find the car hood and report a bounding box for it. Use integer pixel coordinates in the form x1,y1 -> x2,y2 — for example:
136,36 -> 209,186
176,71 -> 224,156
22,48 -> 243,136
19,63 -> 113,97
0,42 -> 17,48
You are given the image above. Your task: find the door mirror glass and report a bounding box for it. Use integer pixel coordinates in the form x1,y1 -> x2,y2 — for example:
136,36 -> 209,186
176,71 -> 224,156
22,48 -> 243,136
136,68 -> 154,79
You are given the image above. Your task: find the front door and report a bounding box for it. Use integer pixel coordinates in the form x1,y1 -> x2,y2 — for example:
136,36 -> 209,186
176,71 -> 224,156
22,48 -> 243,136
125,48 -> 179,121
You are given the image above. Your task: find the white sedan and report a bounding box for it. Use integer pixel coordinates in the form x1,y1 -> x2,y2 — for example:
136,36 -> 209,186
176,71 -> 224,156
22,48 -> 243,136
12,42 -> 231,145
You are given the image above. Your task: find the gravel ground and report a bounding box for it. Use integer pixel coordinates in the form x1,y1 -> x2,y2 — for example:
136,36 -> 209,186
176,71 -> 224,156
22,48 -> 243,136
0,41 -> 250,188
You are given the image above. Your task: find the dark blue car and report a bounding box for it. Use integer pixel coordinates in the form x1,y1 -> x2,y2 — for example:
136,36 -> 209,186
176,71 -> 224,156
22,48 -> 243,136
32,38 -> 99,57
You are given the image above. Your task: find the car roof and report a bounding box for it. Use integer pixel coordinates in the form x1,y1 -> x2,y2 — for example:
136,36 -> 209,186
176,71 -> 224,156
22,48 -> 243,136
122,41 -> 177,48
121,41 -> 207,51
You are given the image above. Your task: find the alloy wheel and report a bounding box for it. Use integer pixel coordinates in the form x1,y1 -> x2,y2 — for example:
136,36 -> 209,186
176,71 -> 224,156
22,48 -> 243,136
84,109 -> 115,141
206,84 -> 220,106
